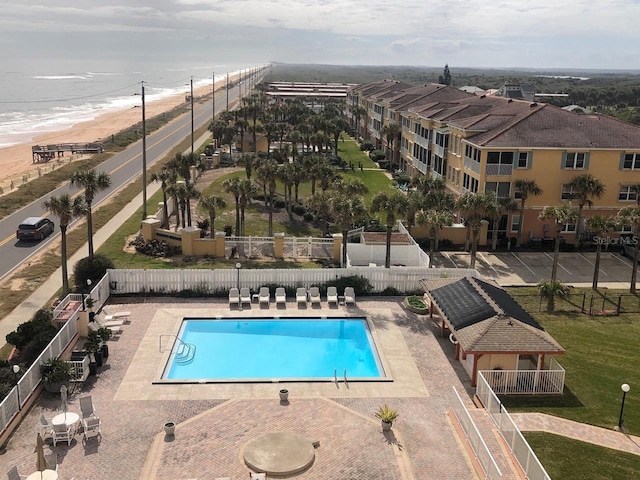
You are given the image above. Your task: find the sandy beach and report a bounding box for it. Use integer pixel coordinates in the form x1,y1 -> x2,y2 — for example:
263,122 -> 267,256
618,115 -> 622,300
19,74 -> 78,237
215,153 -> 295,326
0,74 -> 239,192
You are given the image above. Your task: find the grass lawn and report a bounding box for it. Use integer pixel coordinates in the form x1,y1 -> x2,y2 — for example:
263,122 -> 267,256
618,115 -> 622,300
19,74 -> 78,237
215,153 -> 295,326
503,286 -> 640,436
524,432 -> 640,480
338,136 -> 379,169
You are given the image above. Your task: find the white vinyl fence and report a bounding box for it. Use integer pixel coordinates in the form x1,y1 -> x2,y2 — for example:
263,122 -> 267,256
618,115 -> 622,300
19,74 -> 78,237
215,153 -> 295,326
451,387 -> 502,479
480,362 -> 565,395
107,266 -> 479,295
476,372 -> 551,480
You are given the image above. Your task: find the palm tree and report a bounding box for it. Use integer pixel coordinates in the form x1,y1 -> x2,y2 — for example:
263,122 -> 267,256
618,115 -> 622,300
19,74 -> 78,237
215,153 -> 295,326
370,190 -> 409,268
539,204 -> 579,283
332,176 -> 368,197
567,173 -> 606,247
150,167 -> 174,229
331,193 -> 368,266
418,208 -> 455,260
69,169 -> 111,259
380,123 -> 401,169
307,191 -> 333,237
404,190 -> 425,235
43,194 -> 87,296
515,179 -> 543,246
222,177 -> 242,235
198,194 -> 227,238
586,215 -> 618,289
457,192 -> 495,269
255,158 -> 279,236
242,153 -> 257,180
616,205 -> 640,293
538,280 -> 571,312
349,104 -> 367,139
278,162 -> 296,220
410,174 -> 445,195
489,196 -> 519,251
238,179 -> 256,236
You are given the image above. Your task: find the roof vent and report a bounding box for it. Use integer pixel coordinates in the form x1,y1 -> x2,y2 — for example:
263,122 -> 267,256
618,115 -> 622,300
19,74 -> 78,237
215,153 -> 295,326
530,102 -> 538,107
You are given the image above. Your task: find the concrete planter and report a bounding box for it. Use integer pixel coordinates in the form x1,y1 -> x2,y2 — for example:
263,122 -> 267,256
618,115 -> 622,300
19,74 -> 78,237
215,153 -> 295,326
164,421 -> 175,436
402,297 -> 429,315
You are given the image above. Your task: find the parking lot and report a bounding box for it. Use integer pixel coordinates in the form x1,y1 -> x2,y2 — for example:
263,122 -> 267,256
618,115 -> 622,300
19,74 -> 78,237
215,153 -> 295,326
430,250 -> 638,287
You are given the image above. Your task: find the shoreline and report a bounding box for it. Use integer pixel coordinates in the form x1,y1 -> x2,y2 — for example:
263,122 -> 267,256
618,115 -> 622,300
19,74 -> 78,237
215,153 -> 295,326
0,73 -> 241,190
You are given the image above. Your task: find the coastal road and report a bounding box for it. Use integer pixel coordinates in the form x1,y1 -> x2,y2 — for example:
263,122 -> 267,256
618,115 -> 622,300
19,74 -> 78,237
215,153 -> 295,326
0,73 -> 259,281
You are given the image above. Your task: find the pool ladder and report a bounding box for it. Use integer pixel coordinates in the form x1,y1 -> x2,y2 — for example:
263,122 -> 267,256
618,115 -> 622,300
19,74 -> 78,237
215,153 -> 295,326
159,335 -> 196,364
334,368 -> 348,386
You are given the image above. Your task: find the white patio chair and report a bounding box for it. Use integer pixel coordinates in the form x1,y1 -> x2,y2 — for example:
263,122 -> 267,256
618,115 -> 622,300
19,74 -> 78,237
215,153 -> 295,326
327,286 -> 338,306
240,287 -> 252,306
79,395 -> 97,419
296,288 -> 307,306
39,414 -> 54,441
228,288 -> 240,306
82,416 -> 102,441
259,287 -> 270,307
344,287 -> 356,306
308,287 -> 321,306
52,423 -> 73,447
275,287 -> 286,306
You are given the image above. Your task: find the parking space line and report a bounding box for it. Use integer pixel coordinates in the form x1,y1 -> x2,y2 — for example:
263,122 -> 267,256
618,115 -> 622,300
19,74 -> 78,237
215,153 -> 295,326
612,252 -> 634,267
511,253 -> 536,276
479,253 -> 499,277
544,252 -> 572,274
577,252 -> 608,277
442,252 -> 459,268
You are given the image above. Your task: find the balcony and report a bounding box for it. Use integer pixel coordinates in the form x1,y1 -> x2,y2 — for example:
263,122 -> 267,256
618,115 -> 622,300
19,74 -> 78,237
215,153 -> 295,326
485,164 -> 513,176
464,157 -> 481,174
434,144 -> 448,158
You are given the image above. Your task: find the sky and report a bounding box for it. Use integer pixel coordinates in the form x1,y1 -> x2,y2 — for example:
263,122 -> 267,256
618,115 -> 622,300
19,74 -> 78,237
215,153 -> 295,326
0,0 -> 639,70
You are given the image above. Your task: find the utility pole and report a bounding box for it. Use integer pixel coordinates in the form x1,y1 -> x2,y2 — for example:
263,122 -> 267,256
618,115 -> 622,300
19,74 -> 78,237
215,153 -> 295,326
212,71 -> 216,123
190,77 -> 194,154
141,81 -> 147,220
226,72 -> 229,111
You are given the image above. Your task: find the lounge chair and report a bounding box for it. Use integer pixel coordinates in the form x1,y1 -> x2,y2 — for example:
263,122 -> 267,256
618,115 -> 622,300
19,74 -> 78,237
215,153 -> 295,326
79,395 -> 97,419
308,287 -> 321,306
327,286 -> 338,306
259,287 -> 270,307
39,414 -> 54,441
103,311 -> 131,322
228,288 -> 240,306
344,287 -> 356,306
275,287 -> 286,306
296,288 -> 307,306
240,287 -> 252,306
82,416 -> 102,441
52,423 -> 73,447
89,322 -> 122,335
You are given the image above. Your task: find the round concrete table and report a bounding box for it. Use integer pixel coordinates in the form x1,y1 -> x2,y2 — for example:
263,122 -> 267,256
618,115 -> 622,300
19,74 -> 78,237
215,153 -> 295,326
26,470 -> 58,480
243,432 -> 315,476
52,412 -> 80,434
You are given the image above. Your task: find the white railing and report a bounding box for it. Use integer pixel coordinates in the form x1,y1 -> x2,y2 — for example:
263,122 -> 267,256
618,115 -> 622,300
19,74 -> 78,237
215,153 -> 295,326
451,387 -> 503,479
0,313 -> 79,436
485,164 -> 513,176
480,368 -> 565,395
476,372 -> 552,480
107,266 -> 478,295
283,237 -> 333,259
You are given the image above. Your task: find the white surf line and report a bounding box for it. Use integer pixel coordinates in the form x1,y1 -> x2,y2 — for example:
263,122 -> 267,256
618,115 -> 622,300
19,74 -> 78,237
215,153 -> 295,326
442,251 -> 459,268
577,252 -> 609,277
479,253 -> 500,277
544,252 -> 571,274
511,252 -> 536,276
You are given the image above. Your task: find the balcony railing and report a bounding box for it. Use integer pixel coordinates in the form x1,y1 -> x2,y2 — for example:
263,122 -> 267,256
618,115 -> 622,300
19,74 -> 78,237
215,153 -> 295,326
464,157 -> 481,173
485,164 -> 513,176
479,363 -> 565,395
434,144 -> 448,158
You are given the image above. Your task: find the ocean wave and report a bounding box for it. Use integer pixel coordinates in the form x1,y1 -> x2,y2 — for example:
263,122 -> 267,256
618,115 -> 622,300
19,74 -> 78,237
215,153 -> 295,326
86,72 -> 124,77
33,75 -> 91,80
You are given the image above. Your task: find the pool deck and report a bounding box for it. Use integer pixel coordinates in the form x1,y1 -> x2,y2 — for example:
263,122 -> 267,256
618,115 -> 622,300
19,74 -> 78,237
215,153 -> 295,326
1,298 -> 522,479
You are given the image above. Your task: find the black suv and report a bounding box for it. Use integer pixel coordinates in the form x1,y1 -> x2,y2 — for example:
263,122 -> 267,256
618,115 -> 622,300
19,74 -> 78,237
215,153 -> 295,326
16,217 -> 55,241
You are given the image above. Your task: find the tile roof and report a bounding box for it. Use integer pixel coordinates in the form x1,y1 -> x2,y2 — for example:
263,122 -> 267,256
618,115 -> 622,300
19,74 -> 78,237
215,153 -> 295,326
422,277 -> 564,354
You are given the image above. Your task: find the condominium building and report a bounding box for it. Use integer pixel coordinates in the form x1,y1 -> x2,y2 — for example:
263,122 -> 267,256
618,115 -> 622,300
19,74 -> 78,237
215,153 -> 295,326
347,81 -> 640,243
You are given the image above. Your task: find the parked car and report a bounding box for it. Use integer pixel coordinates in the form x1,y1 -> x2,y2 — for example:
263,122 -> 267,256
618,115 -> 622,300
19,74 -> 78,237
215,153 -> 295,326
620,240 -> 640,260
16,217 -> 55,241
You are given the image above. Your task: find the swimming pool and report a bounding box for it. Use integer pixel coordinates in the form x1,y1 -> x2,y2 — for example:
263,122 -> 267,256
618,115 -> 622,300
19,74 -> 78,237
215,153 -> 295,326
161,317 -> 385,382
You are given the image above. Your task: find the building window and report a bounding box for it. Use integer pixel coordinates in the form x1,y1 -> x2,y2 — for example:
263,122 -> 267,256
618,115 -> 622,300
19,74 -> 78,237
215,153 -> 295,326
564,152 -> 586,169
561,184 -> 575,200
619,185 -> 638,202
485,182 -> 511,198
622,153 -> 640,170
487,151 -> 514,165
510,215 -> 520,233
463,173 -> 479,193
561,222 -> 577,233
516,152 -> 530,168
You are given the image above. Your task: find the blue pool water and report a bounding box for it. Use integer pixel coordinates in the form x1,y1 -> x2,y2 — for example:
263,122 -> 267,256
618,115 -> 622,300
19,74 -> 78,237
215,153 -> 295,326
163,318 -> 383,381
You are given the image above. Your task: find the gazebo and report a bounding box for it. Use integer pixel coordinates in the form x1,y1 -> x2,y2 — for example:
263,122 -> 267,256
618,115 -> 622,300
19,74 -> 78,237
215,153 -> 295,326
422,276 -> 565,393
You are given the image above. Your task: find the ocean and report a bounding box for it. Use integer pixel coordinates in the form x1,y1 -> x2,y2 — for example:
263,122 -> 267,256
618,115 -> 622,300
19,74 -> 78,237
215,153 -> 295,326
0,58 -> 256,148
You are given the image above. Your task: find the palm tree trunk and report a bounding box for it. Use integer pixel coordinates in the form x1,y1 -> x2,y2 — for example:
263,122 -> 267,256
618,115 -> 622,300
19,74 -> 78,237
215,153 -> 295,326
287,185 -> 293,220
575,205 -> 584,247
60,226 -> 69,296
470,228 -> 479,269
187,200 -> 192,227
294,182 -> 300,202
173,195 -> 180,229
593,243 -> 601,289
491,220 -> 499,251
517,199 -> 525,246
234,196 -> 240,236
551,235 -> 561,282
181,204 -> 187,228
311,179 -> 316,196
385,226 -> 392,268
87,205 -> 94,259
268,193 -> 274,236
240,206 -> 246,236
429,227 -> 436,260
209,214 -> 215,239
435,230 -> 440,251
161,188 -> 169,229
342,229 -> 348,266
632,242 -> 640,294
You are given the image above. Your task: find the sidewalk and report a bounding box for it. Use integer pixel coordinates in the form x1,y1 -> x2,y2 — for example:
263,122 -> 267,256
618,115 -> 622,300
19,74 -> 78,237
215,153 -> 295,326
0,131 -> 212,343
511,412 -> 640,455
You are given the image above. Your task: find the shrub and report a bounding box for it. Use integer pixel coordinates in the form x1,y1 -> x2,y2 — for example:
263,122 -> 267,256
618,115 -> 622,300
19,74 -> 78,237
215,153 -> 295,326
380,286 -> 402,296
360,141 -> 374,151
274,199 -> 286,208
321,275 -> 373,296
303,212 -> 314,222
223,225 -> 233,236
6,309 -> 54,350
73,254 -> 115,290
292,204 -> 307,216
369,149 -> 386,161
377,161 -> 389,170
129,235 -> 180,257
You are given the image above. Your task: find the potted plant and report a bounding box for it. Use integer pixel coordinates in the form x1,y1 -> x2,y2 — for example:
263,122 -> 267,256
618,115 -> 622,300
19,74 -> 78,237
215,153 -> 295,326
96,326 -> 113,359
86,297 -> 96,322
84,330 -> 103,371
164,421 -> 176,436
40,358 -> 73,393
279,389 -> 289,402
375,404 -> 398,431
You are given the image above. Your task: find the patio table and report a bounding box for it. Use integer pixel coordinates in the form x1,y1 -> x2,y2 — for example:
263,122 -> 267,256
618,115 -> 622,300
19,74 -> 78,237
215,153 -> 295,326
26,470 -> 58,480
52,411 -> 80,435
